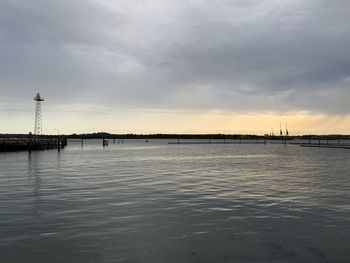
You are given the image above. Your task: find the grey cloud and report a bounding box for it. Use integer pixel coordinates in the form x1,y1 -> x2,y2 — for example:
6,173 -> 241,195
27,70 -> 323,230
0,0 -> 349,114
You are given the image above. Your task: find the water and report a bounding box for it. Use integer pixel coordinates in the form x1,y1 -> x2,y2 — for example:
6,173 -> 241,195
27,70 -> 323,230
1,139 -> 349,263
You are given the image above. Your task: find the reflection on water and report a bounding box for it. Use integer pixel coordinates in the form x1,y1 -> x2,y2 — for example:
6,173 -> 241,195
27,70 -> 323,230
0,139 -> 349,263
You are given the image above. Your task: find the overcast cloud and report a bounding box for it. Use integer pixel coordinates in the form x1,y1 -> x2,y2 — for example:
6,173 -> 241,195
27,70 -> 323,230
1,0 -> 350,114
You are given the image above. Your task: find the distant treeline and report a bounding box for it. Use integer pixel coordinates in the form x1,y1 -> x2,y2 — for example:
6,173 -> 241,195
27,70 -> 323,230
66,133 -> 350,140
2,133 -> 349,140
68,133 -> 263,140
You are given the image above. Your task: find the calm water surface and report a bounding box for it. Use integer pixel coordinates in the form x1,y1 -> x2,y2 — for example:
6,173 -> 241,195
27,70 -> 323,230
0,140 -> 349,262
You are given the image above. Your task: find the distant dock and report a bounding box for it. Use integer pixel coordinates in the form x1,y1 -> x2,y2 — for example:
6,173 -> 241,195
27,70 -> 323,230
298,143 -> 350,150
169,138 -> 291,145
0,137 -> 67,152
169,138 -> 350,149
169,141 -> 269,145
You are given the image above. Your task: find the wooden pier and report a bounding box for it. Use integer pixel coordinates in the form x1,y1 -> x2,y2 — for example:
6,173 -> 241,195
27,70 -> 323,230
298,143 -> 350,150
169,138 -> 350,149
169,138 -> 291,145
168,141 -> 269,144
0,137 -> 67,152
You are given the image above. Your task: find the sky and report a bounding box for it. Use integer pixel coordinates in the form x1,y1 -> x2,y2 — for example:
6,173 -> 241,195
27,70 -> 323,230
1,0 -> 350,135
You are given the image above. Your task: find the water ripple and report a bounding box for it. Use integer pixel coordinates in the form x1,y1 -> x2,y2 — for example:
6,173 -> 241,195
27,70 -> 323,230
0,140 -> 349,262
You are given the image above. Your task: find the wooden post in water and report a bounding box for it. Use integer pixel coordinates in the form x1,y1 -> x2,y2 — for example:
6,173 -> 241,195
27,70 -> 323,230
102,138 -> 109,146
28,132 -> 33,153
57,135 -> 60,152
81,138 -> 84,147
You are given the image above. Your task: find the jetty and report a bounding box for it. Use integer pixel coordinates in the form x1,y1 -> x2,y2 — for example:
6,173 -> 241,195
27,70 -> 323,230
169,136 -> 292,145
298,144 -> 350,149
169,140 -> 270,145
0,137 -> 67,152
0,93 -> 69,152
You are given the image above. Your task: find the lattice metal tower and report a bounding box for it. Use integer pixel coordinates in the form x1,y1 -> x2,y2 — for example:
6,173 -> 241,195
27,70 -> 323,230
34,93 -> 44,136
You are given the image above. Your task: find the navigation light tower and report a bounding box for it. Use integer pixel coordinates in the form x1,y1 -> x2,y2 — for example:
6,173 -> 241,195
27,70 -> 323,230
34,93 -> 44,136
